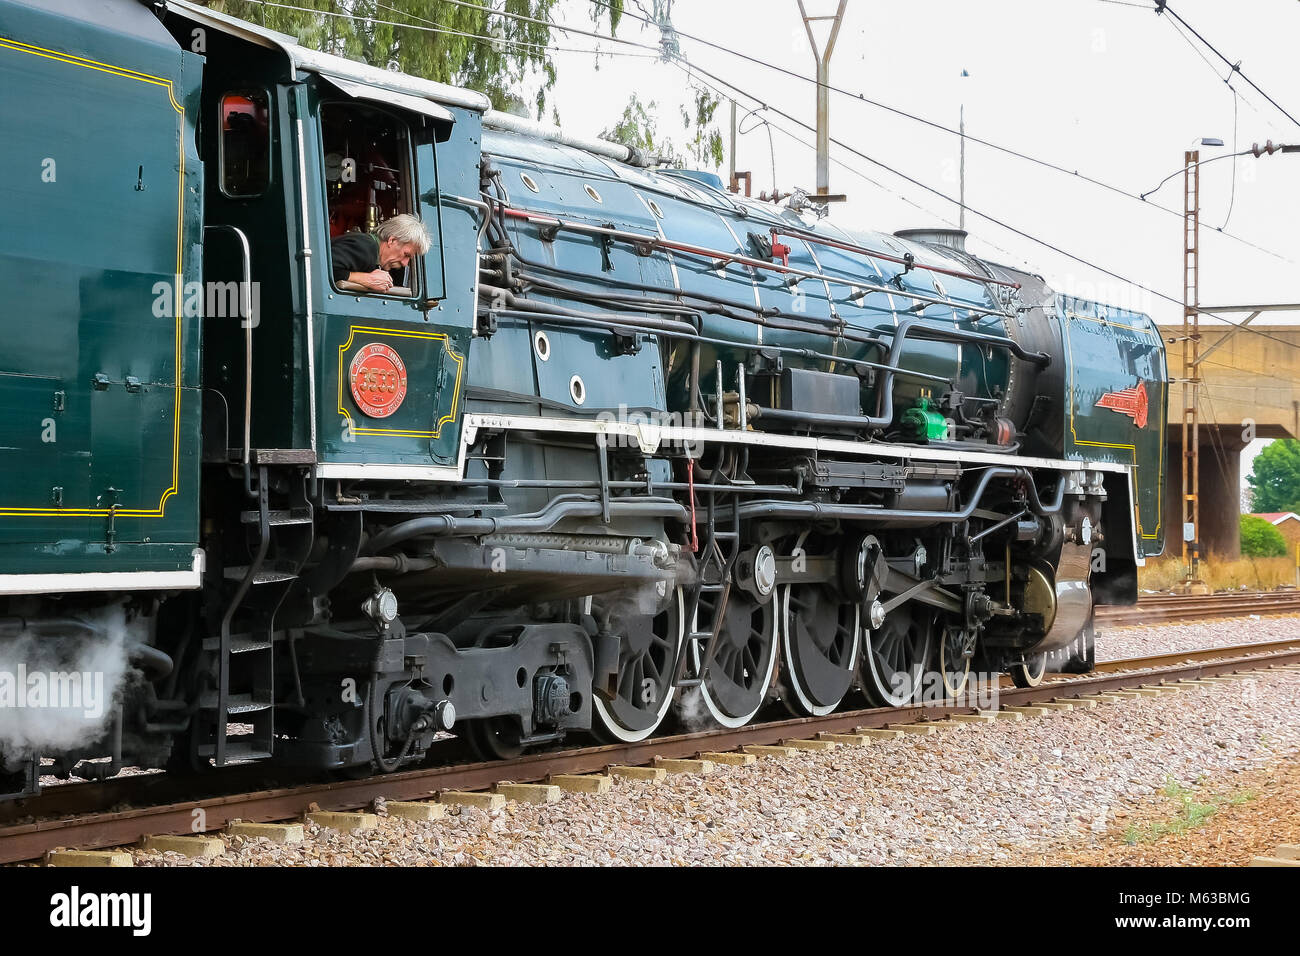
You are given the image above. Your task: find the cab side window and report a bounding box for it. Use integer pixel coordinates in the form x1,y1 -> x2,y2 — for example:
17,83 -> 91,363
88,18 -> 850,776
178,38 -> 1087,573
322,102 -> 422,296
220,90 -> 270,197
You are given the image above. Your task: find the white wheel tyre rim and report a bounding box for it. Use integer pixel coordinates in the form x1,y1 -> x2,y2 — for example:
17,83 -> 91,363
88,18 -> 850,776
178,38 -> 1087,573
1016,653 -> 1048,687
591,587 -> 684,742
863,627 -> 925,707
692,599 -> 779,729
780,586 -> 860,717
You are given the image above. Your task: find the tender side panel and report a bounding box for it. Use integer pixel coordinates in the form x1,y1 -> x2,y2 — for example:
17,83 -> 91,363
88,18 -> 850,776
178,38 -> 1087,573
0,0 -> 201,576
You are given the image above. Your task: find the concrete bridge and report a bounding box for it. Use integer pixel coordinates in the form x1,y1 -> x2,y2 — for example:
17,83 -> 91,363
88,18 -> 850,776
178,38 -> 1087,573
1157,317 -> 1300,558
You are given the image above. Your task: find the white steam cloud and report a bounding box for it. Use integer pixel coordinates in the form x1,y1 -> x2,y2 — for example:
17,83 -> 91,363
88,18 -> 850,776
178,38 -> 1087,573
0,604 -> 141,755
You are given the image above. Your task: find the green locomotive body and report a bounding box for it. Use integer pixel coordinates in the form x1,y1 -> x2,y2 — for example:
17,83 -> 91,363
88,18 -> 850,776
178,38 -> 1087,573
0,0 -> 1166,799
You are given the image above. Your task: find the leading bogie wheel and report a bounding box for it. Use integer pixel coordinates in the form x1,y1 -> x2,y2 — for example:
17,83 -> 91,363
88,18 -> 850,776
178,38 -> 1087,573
1009,651 -> 1048,688
462,715 -> 525,762
937,626 -> 974,699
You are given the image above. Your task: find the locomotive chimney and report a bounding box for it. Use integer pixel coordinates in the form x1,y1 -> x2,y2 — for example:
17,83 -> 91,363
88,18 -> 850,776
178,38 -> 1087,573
893,228 -> 969,255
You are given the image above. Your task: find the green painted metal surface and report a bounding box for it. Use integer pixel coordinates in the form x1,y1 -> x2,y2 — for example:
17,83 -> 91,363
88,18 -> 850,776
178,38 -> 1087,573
0,0 -> 202,575
902,396 -> 949,442
480,131 -> 1013,433
1058,296 -> 1167,557
310,92 -> 477,467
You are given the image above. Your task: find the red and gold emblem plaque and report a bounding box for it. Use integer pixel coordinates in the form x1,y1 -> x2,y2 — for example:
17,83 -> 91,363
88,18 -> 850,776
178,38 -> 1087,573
349,343 -> 408,418
1094,381 -> 1148,428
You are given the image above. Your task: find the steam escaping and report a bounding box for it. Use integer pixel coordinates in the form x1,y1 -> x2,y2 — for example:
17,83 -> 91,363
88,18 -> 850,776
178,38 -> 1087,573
673,685 -> 717,734
0,604 -> 142,755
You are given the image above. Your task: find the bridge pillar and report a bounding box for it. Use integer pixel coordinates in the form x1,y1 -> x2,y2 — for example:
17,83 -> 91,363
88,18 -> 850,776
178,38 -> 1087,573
1162,426 -> 1245,560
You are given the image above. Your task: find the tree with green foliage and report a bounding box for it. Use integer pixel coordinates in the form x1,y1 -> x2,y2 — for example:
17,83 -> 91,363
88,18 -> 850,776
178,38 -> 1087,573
600,93 -> 661,155
1240,515 -> 1287,557
1246,439 -> 1300,514
207,0 -> 625,118
600,87 -> 723,169
679,84 -> 724,169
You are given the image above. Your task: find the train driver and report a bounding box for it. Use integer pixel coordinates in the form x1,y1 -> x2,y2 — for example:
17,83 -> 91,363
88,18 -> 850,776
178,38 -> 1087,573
330,213 -> 431,293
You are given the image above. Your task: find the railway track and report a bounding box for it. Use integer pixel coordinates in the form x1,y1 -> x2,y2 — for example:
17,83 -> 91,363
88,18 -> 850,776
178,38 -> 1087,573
1096,589 -> 1300,626
4,640 -> 1298,865
1092,636 -> 1300,672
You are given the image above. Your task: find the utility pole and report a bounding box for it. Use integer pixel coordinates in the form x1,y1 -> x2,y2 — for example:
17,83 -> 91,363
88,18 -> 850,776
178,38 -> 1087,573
959,102 -> 966,230
1170,140 -> 1299,587
958,69 -> 970,230
1180,148 -> 1203,592
729,99 -> 736,189
798,0 -> 848,202
727,99 -> 751,196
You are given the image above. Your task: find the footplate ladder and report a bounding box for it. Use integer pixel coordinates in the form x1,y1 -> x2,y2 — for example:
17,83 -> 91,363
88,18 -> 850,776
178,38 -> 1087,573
202,458 -> 314,766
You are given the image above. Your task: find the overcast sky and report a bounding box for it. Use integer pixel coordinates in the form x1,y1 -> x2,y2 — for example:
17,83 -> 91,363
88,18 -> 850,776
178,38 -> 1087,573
537,0 -> 1299,329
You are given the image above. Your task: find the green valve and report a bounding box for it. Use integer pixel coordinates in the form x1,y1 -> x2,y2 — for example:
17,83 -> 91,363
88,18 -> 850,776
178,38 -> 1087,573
902,396 -> 949,442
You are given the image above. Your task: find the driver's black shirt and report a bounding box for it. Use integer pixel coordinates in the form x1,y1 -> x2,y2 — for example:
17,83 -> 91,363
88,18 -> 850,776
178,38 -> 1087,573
331,232 -> 379,282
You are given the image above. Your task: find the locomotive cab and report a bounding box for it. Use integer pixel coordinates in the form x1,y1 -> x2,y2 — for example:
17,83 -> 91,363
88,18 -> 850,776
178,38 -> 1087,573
172,6 -> 463,460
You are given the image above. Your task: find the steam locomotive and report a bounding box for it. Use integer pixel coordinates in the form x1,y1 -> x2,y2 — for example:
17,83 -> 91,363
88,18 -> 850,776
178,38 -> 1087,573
0,0 -> 1166,799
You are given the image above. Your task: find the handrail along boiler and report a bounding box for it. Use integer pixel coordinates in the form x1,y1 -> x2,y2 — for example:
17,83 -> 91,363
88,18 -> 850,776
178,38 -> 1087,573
0,0 -> 1166,795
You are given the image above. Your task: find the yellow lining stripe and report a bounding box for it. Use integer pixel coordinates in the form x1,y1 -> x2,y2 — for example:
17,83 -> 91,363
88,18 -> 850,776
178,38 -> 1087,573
0,37 -> 185,517
336,325 -> 464,439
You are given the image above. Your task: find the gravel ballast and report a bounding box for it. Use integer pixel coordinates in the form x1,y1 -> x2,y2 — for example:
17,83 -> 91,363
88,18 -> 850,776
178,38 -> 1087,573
1096,614 -> 1300,662
132,665 -> 1300,867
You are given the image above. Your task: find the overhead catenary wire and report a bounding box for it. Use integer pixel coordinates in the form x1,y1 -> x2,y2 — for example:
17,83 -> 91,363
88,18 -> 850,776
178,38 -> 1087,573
406,0 -> 1300,320
584,0 -> 1289,263
677,61 -> 1163,296
1222,89 -> 1240,231
1160,11 -> 1274,128
1139,148 -> 1259,201
682,62 -> 1036,268
677,55 -> 1300,352
373,0 -> 653,58
256,0 -> 1291,262
383,0 -> 1291,266
249,0 -> 975,243
433,0 -> 663,51
245,0 -> 662,59
1155,1 -> 1300,131
243,0 -> 1300,350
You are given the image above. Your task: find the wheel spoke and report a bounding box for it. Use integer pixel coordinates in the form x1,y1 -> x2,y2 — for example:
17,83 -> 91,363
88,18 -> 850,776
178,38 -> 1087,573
693,590 -> 776,727
593,589 -> 683,743
781,585 -> 858,716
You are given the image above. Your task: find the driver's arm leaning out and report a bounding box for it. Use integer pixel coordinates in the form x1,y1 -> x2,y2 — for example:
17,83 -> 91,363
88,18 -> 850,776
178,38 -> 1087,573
330,213 -> 431,293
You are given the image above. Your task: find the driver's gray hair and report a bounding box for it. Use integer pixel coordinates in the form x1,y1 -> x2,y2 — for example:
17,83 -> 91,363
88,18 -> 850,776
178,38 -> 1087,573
376,213 -> 431,254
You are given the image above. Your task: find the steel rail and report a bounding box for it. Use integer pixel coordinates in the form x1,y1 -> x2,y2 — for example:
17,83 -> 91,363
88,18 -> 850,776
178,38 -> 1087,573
1096,590 -> 1300,626
3,644 -> 1297,864
1091,636 -> 1300,673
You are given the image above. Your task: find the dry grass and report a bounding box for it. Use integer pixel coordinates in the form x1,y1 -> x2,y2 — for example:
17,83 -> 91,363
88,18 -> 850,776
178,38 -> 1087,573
1138,554 -> 1299,592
